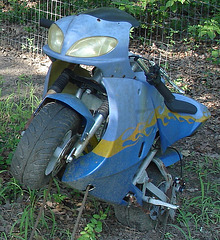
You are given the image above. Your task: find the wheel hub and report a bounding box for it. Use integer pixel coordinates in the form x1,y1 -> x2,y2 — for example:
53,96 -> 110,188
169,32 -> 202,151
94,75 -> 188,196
45,130 -> 77,176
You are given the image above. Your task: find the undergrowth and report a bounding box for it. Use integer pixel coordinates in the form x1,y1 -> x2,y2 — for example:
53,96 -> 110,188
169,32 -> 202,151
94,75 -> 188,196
166,156 -> 220,240
0,75 -> 40,168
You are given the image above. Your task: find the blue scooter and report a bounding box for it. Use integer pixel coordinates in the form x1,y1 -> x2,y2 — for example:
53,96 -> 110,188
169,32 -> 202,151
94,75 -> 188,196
11,7 -> 210,231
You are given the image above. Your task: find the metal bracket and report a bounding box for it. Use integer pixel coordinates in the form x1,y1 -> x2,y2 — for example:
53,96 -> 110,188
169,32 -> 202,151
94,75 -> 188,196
143,196 -> 179,210
133,150 -> 179,212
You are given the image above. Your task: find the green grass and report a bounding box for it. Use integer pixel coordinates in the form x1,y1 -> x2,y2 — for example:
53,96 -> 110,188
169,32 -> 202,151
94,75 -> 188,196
8,188 -> 59,240
0,76 -> 69,239
0,75 -> 40,168
166,156 -> 220,240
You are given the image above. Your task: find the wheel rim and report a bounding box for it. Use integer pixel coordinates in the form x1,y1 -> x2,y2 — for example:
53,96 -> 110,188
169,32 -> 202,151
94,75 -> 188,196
45,130 -> 72,176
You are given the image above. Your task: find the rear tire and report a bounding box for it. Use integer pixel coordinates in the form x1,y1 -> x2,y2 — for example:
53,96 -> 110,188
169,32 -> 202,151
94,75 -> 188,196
11,102 -> 80,189
114,203 -> 157,232
114,162 -> 170,231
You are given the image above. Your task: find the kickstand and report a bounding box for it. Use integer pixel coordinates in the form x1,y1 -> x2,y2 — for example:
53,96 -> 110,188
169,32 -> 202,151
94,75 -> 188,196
71,185 -> 91,240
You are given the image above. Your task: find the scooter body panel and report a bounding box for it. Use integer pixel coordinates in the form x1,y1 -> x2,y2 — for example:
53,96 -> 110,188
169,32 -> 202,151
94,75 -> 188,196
155,93 -> 210,152
62,77 -> 159,204
61,76 -> 210,205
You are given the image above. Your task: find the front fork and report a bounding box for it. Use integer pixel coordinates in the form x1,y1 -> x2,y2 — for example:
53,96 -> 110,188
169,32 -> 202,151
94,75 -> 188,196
66,99 -> 109,161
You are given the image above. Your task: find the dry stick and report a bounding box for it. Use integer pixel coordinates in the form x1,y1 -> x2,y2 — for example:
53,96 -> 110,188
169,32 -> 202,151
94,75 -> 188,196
71,185 -> 90,240
161,210 -> 169,240
29,178 -> 53,240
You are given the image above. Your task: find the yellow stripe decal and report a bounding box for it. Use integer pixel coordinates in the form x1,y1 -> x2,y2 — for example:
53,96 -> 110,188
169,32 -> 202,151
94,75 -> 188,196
93,106 -> 210,158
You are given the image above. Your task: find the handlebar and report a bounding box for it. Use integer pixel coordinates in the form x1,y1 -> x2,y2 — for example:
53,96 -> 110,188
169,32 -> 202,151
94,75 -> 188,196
134,57 -> 197,114
40,19 -> 54,28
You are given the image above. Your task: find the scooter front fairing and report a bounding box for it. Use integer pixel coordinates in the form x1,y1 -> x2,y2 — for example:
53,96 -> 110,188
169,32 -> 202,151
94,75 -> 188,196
61,76 -> 210,206
43,11 -> 138,79
62,76 -> 159,205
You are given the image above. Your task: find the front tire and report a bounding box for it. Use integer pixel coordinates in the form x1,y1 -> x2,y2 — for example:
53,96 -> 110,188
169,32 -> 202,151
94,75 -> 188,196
11,102 -> 80,189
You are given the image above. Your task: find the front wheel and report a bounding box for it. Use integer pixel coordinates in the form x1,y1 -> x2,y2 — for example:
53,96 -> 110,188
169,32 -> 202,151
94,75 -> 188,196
11,102 -> 81,189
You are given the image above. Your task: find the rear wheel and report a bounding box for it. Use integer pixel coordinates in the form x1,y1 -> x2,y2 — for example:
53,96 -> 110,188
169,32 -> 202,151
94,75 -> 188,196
114,162 -> 171,231
114,202 -> 157,232
11,102 -> 81,189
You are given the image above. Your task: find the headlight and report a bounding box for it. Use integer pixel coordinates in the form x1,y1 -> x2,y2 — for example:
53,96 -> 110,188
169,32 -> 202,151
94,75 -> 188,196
48,24 -> 64,53
66,36 -> 118,57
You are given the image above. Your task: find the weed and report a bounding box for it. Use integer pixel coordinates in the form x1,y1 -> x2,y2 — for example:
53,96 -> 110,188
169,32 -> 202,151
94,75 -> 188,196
17,74 -> 32,83
0,77 -> 40,169
24,26 -> 36,33
0,176 -> 24,204
188,19 -> 220,41
78,209 -> 109,240
0,75 -> 4,85
207,47 -> 220,65
169,156 -> 220,239
52,193 -> 68,203
51,178 -> 68,203
6,187 -> 59,239
22,38 -> 38,52
168,223 -> 191,240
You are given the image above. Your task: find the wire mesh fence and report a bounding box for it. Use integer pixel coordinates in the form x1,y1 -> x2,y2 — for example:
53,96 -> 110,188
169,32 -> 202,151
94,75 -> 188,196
0,0 -> 219,63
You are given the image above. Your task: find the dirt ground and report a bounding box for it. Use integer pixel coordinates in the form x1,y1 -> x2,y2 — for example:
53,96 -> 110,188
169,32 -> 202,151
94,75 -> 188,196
0,44 -> 219,240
